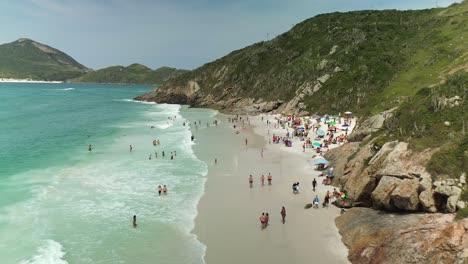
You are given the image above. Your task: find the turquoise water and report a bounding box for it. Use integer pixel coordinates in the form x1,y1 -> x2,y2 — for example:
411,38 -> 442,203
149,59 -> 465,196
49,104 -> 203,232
0,83 -> 213,263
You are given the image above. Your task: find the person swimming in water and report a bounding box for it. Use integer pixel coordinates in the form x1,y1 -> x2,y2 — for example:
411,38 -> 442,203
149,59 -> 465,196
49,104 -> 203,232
129,145 -> 132,152
133,215 -> 137,228
88,145 -> 92,152
158,185 -> 162,196
149,154 -> 152,160
163,185 -> 168,194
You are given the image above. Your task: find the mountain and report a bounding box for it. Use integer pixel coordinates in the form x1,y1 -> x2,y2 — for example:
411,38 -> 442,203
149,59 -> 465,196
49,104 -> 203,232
136,1 -> 468,220
136,1 -> 468,117
71,64 -> 188,85
0,38 -> 89,81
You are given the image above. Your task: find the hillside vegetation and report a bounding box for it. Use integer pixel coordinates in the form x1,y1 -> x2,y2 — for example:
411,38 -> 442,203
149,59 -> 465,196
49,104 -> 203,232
72,64 -> 188,85
137,1 -> 468,116
0,38 -> 89,81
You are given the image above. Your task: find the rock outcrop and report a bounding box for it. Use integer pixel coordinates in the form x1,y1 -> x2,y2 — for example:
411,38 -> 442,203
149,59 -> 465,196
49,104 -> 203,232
336,208 -> 468,264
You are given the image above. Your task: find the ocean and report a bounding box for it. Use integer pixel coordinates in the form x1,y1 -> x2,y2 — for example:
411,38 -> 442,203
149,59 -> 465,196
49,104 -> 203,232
0,83 -> 214,263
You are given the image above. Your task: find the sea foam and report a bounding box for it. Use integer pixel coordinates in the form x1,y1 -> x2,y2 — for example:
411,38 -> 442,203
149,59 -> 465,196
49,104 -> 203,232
21,240 -> 68,264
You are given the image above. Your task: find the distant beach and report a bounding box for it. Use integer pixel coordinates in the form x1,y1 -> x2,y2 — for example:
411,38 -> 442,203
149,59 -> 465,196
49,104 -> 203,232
0,78 -> 62,83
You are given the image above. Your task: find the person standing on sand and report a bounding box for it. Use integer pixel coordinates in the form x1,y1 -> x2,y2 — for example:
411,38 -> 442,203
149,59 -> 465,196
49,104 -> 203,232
261,175 -> 265,186
261,148 -> 264,158
312,178 -> 317,192
260,213 -> 266,228
281,207 -> 286,223
133,215 -> 137,228
249,175 -> 253,188
245,138 -> 248,146
267,173 -> 272,185
265,213 -> 269,227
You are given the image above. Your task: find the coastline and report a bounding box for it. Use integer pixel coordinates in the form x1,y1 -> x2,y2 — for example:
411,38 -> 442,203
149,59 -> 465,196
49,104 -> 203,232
0,78 -> 62,83
191,113 -> 350,264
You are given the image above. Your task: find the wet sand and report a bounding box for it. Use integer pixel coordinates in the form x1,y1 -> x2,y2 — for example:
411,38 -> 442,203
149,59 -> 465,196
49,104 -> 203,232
192,113 -> 350,264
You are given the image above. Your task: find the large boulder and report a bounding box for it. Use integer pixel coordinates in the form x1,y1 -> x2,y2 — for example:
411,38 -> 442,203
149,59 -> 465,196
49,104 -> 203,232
376,142 -> 433,180
340,143 -> 377,207
435,185 -> 462,197
348,108 -> 396,142
419,177 -> 433,192
336,208 -> 468,264
390,179 -> 420,211
419,191 -> 437,213
371,176 -> 401,210
324,142 -> 360,185
447,195 -> 459,213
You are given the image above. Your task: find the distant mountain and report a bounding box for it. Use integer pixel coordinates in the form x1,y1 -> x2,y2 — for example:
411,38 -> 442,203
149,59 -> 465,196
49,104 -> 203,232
71,64 -> 188,85
0,38 -> 89,81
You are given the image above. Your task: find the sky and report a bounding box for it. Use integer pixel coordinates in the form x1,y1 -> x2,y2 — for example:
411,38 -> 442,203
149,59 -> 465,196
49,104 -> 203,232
0,0 -> 462,70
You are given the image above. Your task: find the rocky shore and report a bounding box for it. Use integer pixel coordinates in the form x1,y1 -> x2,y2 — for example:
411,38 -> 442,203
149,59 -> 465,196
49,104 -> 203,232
336,208 -> 468,264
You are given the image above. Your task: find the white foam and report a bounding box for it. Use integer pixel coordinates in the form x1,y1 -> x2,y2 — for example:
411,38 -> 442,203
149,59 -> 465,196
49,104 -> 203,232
115,98 -> 157,105
21,240 -> 68,264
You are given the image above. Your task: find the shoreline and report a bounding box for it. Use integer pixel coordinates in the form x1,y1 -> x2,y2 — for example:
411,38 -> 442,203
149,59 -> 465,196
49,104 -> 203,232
191,113 -> 351,264
0,78 -> 63,83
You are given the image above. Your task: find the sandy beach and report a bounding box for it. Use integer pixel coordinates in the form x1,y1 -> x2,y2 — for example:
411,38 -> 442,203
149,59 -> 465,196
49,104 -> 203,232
192,113 -> 353,264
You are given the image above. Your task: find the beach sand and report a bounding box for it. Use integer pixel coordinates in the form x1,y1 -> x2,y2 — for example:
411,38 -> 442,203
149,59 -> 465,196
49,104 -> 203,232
192,113 -> 351,264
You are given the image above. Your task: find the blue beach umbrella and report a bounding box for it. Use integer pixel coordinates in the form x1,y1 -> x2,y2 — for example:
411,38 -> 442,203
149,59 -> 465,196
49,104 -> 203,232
316,129 -> 325,136
313,158 -> 329,164
342,124 -> 350,127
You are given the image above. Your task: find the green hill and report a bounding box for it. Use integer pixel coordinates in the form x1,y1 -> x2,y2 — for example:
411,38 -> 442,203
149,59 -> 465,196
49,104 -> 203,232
0,38 -> 89,81
136,1 -> 468,117
71,64 -> 188,85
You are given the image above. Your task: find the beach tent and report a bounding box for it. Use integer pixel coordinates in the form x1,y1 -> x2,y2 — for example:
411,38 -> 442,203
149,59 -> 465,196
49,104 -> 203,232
316,129 -> 325,136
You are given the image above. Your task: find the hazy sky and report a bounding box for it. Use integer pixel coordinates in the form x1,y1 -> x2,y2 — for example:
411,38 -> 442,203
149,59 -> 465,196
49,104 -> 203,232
0,0 -> 461,70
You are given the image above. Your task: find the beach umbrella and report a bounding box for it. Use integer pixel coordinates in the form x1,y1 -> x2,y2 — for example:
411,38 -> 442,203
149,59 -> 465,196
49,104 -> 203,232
342,123 -> 350,127
329,121 -> 336,126
313,157 -> 329,164
312,141 -> 321,147
344,111 -> 352,115
316,129 -> 325,136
